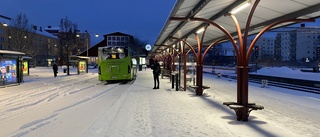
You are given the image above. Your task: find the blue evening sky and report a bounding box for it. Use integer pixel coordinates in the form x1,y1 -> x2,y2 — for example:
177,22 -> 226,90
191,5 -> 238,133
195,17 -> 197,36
0,0 -> 176,45
1,0 -> 320,46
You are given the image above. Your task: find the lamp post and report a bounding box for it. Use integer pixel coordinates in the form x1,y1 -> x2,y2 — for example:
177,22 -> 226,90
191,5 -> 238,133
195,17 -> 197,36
85,30 -> 99,57
76,31 -> 98,73
76,30 -> 99,58
84,31 -> 99,66
66,44 -> 70,75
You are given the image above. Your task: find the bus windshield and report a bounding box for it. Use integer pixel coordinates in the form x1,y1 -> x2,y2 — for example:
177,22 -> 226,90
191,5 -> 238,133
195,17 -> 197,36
100,46 -> 128,60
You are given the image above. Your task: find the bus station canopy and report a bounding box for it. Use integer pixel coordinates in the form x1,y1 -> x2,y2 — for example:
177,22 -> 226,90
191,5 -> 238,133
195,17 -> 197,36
0,50 -> 25,55
152,0 -> 320,54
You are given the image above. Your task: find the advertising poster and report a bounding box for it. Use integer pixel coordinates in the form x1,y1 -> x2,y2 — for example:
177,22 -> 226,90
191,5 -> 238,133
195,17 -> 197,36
23,61 -> 29,75
78,61 -> 86,73
0,59 -> 17,83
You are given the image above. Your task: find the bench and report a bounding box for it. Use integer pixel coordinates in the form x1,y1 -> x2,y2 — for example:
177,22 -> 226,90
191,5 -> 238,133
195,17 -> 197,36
161,69 -> 170,78
189,85 -> 210,91
223,102 -> 255,106
228,104 -> 244,121
223,102 -> 263,120
248,104 -> 264,113
223,102 -> 236,106
189,85 -> 198,89
202,85 -> 210,89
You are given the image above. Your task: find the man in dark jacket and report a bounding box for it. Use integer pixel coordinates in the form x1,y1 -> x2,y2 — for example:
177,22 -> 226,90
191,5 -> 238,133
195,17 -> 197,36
152,60 -> 160,89
52,62 -> 58,77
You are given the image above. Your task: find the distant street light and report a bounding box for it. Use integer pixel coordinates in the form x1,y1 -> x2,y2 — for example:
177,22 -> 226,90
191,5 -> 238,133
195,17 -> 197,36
76,31 -> 99,58
85,30 -> 99,57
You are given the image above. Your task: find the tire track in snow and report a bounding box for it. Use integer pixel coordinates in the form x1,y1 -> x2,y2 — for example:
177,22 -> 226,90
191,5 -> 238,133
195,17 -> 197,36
12,83 -> 120,137
0,76 -> 98,118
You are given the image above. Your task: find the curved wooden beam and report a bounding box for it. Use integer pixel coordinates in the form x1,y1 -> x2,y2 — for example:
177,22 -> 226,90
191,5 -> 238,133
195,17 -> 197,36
170,17 -> 239,58
172,37 -> 198,59
228,14 -> 243,62
243,0 -> 260,46
202,38 -> 228,62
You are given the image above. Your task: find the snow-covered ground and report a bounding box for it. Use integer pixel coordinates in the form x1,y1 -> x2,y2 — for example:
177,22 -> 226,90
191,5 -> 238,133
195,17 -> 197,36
204,66 -> 320,81
0,66 -> 319,137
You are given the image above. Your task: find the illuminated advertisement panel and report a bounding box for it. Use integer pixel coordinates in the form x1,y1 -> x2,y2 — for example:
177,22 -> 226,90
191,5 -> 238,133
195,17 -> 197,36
0,59 -> 17,83
78,61 -> 86,73
23,61 -> 29,75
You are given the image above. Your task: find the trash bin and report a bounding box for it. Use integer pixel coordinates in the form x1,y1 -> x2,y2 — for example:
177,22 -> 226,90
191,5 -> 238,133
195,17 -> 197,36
63,68 -> 66,73
139,65 -> 142,71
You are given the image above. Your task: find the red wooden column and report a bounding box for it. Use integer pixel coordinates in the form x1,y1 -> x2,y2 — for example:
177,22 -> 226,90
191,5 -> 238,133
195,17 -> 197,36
227,0 -> 314,121
170,7 -> 314,120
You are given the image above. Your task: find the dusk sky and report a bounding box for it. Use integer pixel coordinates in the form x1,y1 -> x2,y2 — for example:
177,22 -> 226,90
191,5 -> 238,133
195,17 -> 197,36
0,0 -> 176,45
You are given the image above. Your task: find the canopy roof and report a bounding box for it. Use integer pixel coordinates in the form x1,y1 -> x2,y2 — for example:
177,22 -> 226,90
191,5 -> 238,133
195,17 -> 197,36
0,50 -> 25,55
152,0 -> 320,54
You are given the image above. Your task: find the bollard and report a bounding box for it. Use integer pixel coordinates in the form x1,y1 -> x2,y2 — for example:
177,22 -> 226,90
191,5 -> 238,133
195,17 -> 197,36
261,79 -> 268,88
171,74 -> 174,89
175,73 -> 178,91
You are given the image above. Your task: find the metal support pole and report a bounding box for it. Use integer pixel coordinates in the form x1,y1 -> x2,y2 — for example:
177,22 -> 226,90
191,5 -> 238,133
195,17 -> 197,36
171,74 -> 174,89
66,45 -> 70,75
175,73 -> 178,91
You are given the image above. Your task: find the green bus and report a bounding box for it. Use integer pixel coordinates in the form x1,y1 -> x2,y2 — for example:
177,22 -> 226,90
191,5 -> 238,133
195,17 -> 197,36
98,46 -> 137,82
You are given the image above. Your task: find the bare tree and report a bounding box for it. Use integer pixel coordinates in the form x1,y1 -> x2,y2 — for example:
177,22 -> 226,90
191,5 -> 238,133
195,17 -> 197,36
9,13 -> 37,53
131,37 -> 149,67
57,17 -> 78,75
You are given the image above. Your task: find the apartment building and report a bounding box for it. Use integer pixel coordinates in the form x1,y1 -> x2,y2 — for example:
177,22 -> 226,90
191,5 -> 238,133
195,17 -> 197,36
275,25 -> 320,62
0,19 -> 59,66
77,32 -> 134,65
247,37 -> 275,61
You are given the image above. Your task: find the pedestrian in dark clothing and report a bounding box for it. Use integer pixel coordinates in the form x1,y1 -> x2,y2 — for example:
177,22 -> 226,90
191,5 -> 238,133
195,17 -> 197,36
152,60 -> 161,89
52,62 -> 58,77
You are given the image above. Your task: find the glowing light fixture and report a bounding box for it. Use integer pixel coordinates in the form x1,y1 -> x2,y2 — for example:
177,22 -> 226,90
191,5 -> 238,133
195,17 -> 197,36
196,27 -> 205,34
230,0 -> 251,14
3,23 -> 8,27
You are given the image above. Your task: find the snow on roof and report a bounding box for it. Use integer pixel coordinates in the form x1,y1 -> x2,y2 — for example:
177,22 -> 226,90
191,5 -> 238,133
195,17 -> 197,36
0,50 -> 25,55
44,26 -> 60,30
34,29 -> 57,39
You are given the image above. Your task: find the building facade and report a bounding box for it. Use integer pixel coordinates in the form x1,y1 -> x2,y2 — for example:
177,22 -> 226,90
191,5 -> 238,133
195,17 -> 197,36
275,26 -> 320,62
0,20 -> 59,66
77,32 -> 134,65
247,37 -> 275,61
0,22 -> 10,50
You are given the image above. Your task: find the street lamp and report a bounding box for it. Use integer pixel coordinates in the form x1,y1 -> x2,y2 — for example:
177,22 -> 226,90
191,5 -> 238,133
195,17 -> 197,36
66,44 -> 70,75
76,31 -> 99,58
85,30 -> 99,57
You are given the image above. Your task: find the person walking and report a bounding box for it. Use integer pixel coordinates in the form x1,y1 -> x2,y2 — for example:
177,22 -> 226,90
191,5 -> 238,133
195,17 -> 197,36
52,62 -> 58,77
152,60 -> 161,89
